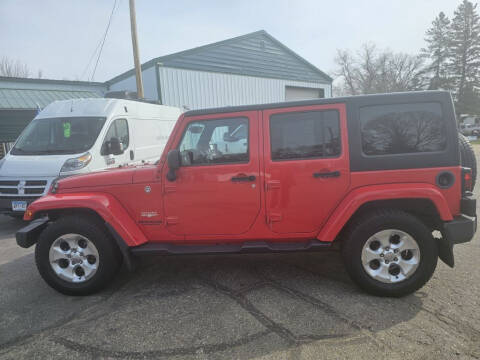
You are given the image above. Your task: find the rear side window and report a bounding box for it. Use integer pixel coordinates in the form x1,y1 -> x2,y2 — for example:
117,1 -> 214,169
270,110 -> 340,160
360,102 -> 446,155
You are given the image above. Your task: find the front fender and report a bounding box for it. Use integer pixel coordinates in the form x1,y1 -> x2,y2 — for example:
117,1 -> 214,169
317,183 -> 454,242
25,193 -> 147,247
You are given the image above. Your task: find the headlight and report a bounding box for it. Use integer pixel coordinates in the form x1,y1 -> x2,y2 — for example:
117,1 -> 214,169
0,158 -> 4,170
60,152 -> 92,172
50,179 -> 59,194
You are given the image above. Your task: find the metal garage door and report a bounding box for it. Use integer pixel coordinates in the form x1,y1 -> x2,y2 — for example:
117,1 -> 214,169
285,86 -> 325,101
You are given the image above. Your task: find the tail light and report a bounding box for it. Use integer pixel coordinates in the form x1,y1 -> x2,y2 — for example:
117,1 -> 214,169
462,167 -> 473,193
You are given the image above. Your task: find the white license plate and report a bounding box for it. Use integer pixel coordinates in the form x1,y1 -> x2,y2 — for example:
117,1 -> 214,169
11,201 -> 27,212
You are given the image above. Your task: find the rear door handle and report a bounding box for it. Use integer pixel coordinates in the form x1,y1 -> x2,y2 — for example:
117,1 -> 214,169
313,171 -> 340,179
231,174 -> 256,182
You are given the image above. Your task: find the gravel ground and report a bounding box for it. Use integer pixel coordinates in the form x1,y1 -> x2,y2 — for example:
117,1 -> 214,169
0,150 -> 479,359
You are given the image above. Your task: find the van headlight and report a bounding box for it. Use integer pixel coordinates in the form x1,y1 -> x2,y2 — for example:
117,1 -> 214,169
50,179 -> 59,194
60,152 -> 92,172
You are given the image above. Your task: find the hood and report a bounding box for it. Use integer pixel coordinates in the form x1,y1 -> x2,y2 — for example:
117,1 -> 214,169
0,154 -> 71,177
57,167 -> 137,191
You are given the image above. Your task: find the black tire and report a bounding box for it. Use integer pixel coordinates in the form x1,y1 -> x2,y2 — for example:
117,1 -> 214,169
35,215 -> 122,296
459,133 -> 477,190
341,209 -> 438,297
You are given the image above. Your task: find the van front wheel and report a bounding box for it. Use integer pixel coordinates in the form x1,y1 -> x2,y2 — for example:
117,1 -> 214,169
341,209 -> 438,297
35,215 -> 122,295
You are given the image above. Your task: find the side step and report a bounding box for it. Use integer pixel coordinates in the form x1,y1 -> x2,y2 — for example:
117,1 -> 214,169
130,239 -> 331,256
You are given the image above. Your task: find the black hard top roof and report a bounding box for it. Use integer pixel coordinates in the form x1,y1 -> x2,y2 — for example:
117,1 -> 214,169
184,90 -> 451,117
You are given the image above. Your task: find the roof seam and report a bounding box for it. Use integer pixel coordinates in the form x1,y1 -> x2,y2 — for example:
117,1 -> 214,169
106,30 -> 331,85
0,87 -> 99,93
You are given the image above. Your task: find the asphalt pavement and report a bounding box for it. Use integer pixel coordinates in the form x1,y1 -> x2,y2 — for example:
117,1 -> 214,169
1,161 -> 480,359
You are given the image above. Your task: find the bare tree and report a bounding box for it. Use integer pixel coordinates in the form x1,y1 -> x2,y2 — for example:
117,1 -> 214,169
0,57 -> 31,77
334,43 -> 425,96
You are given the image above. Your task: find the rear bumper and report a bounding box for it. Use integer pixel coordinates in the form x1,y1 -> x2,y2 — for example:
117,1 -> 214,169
439,195 -> 476,267
460,195 -> 476,217
443,215 -> 476,244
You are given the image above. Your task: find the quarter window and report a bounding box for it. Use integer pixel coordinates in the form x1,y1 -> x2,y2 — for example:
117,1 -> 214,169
178,117 -> 249,165
360,102 -> 447,155
101,119 -> 129,155
270,110 -> 340,160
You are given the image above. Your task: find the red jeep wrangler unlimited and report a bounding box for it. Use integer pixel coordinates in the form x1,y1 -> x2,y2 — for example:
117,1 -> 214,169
16,91 -> 477,297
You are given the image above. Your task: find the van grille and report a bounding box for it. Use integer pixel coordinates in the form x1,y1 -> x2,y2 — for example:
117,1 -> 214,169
0,180 -> 48,196
0,188 -> 18,194
24,188 -> 45,195
0,181 -> 19,186
25,180 -> 47,186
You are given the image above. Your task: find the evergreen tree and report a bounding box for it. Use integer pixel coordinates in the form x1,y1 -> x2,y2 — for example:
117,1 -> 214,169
449,0 -> 480,115
421,12 -> 451,90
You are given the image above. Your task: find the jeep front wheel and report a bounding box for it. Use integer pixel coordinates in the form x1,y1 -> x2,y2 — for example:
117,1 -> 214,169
342,209 -> 438,297
35,215 -> 122,295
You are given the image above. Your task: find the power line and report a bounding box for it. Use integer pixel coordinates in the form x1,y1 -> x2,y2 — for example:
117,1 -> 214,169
80,40 -> 102,81
90,0 -> 118,81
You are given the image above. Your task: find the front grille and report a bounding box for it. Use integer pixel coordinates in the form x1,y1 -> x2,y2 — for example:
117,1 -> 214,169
25,180 -> 47,186
0,196 -> 40,200
0,181 -> 19,186
0,179 -> 48,196
24,188 -> 44,194
0,188 -> 18,194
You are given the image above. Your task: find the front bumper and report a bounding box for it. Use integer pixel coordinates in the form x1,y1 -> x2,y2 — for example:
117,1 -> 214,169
16,217 -> 49,248
0,196 -> 40,215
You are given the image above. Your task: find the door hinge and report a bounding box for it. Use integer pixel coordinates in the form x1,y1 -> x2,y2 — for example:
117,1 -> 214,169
164,185 -> 176,194
165,216 -> 179,225
266,180 -> 281,191
267,213 -> 282,223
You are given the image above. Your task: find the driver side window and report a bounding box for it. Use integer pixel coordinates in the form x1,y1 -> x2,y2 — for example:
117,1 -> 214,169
178,117 -> 249,166
101,119 -> 129,155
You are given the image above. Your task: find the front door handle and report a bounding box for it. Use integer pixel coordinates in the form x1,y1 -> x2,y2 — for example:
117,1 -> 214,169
231,174 -> 256,182
313,171 -> 340,179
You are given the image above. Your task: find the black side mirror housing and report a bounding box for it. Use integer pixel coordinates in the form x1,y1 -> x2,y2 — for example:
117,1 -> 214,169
109,137 -> 124,155
167,149 -> 181,181
223,132 -> 237,142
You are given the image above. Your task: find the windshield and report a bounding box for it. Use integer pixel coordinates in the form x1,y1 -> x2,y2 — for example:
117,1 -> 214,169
11,117 -> 107,155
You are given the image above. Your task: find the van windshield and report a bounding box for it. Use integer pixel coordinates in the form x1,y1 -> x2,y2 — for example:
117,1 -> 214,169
11,117 -> 107,155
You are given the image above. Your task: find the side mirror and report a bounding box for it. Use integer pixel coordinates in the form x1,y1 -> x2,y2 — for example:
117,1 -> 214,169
223,132 -> 238,142
166,149 -> 181,181
109,137 -> 123,155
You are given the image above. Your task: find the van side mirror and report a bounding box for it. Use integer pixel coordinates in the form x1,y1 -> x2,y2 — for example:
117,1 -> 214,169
223,132 -> 238,142
167,149 -> 181,181
109,137 -> 123,155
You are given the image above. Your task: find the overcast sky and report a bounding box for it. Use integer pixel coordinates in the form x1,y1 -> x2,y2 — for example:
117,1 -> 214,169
0,0 -> 465,83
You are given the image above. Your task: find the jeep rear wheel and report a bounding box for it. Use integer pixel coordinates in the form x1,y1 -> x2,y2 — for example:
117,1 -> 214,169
35,215 -> 122,295
342,209 -> 438,297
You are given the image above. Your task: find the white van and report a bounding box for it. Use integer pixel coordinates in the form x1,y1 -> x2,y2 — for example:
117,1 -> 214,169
0,98 -> 182,215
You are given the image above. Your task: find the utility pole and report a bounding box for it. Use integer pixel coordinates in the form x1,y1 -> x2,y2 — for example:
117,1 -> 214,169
129,0 -> 144,99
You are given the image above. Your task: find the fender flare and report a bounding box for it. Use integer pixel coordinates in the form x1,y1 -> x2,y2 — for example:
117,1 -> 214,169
25,192 -> 148,247
317,183 -> 453,242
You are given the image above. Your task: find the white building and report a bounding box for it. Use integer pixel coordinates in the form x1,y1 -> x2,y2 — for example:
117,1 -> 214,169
106,30 -> 332,110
